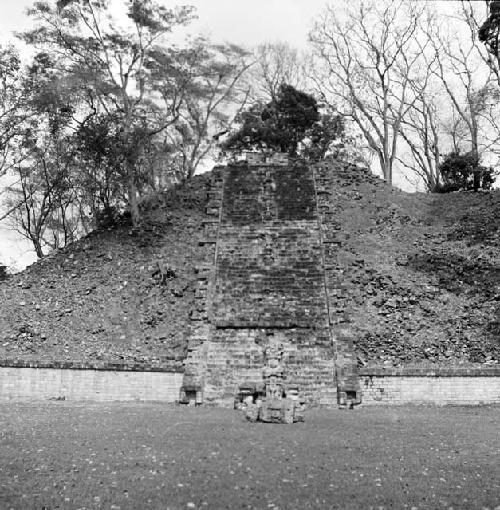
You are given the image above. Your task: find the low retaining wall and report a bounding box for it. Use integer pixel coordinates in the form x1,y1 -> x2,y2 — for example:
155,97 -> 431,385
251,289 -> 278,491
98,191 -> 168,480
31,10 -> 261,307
360,367 -> 500,405
0,361 -> 183,402
2,362 -> 500,405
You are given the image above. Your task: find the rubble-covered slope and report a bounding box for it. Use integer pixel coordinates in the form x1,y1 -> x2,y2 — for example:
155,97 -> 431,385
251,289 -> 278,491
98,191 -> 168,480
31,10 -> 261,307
0,162 -> 499,367
319,161 -> 500,366
0,176 -> 211,365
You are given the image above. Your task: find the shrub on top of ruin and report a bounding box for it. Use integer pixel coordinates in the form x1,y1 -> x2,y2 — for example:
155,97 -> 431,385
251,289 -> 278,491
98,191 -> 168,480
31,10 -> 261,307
221,84 -> 343,160
435,150 -> 496,193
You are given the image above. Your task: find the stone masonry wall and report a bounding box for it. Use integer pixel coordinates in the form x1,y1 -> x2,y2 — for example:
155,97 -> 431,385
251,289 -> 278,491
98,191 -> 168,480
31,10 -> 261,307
360,367 -> 500,405
182,162 -> 359,406
213,166 -> 326,328
0,367 -> 183,402
181,168 -> 224,392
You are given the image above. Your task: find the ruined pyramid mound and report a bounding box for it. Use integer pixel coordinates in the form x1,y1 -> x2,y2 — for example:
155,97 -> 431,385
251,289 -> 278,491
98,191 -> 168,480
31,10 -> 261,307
1,158 -> 499,371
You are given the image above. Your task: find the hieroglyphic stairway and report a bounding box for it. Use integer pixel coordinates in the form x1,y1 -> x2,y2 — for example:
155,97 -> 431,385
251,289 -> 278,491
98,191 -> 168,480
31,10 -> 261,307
181,160 -> 361,406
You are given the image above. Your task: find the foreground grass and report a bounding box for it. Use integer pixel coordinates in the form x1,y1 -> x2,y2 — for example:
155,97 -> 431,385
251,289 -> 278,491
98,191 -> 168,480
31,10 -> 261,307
0,403 -> 499,509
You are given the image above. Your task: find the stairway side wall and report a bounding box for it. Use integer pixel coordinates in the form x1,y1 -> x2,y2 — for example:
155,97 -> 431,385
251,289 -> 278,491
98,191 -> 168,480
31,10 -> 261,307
182,168 -> 224,390
313,164 -> 361,401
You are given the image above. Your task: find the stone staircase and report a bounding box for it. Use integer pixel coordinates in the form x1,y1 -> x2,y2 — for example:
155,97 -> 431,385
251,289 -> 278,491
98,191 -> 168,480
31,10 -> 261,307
181,160 -> 361,406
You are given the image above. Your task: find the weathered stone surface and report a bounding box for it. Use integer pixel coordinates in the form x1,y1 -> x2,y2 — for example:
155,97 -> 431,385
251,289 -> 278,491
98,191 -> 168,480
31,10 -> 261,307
181,161 -> 361,406
245,403 -> 260,422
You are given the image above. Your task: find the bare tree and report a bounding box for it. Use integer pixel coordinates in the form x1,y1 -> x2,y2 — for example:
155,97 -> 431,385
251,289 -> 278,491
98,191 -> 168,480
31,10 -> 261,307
252,42 -> 308,102
7,153 -> 77,258
309,0 -> 427,185
166,40 -> 252,181
399,88 -> 442,191
426,4 -> 500,189
390,18 -> 445,193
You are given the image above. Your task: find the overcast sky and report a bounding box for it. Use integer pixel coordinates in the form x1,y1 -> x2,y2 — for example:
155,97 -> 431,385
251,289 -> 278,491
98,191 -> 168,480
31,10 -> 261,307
0,0 -> 328,48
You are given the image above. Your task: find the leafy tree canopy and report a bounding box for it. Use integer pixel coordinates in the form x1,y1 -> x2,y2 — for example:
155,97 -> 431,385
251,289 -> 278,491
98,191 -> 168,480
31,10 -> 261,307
437,150 -> 496,192
479,1 -> 500,57
222,84 -> 322,156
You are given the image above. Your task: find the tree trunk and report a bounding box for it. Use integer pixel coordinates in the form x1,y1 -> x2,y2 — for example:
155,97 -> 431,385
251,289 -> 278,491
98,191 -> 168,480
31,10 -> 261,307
379,134 -> 393,185
122,99 -> 140,226
31,235 -> 44,259
126,149 -> 140,227
381,158 -> 392,186
427,172 -> 437,192
472,168 -> 480,192
128,174 -> 140,227
471,132 -> 480,192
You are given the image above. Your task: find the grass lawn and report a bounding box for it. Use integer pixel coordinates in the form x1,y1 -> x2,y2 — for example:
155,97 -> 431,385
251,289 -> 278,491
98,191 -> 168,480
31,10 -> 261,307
0,403 -> 499,509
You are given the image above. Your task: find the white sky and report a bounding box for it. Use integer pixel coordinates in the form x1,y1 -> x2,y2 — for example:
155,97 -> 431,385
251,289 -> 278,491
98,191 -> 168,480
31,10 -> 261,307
0,0 -> 328,48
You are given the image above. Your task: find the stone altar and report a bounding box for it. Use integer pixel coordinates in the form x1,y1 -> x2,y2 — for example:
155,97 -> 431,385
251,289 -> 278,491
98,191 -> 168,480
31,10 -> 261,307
235,342 -> 306,424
